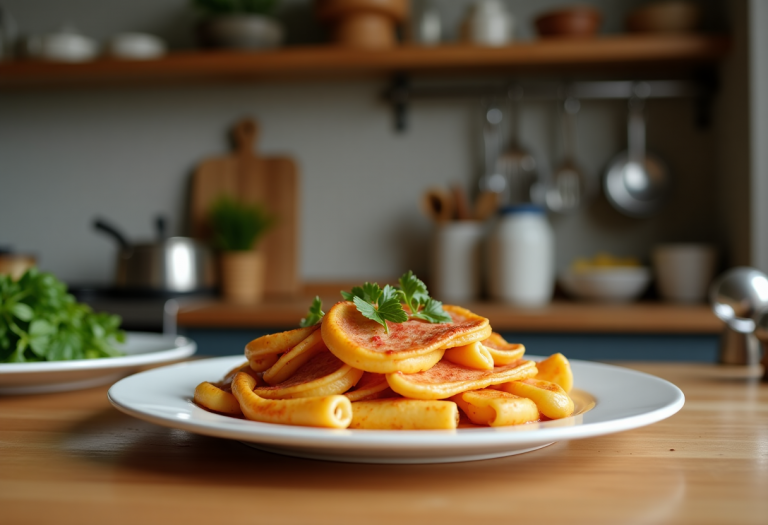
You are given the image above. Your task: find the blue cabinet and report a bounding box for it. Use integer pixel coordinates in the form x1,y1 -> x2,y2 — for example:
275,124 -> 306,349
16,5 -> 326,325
181,327 -> 720,363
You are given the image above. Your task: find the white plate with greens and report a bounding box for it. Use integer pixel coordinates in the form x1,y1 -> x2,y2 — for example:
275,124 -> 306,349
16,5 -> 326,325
108,355 -> 684,464
0,332 -> 196,395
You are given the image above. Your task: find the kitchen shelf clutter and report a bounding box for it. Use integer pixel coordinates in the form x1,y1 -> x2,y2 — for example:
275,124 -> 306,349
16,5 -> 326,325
0,34 -> 729,88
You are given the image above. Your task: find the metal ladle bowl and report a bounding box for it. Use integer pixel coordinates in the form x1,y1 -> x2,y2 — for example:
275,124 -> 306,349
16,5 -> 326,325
604,89 -> 669,218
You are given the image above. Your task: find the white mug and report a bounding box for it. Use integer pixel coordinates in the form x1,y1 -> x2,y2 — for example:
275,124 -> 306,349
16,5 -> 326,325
430,222 -> 485,303
653,243 -> 718,303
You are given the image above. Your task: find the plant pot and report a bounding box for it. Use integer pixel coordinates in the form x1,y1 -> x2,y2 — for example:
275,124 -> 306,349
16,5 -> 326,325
220,250 -> 265,304
198,15 -> 284,50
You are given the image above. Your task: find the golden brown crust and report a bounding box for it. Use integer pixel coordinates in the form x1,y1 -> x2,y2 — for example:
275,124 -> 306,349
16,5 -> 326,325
321,301 -> 491,373
386,358 -> 538,400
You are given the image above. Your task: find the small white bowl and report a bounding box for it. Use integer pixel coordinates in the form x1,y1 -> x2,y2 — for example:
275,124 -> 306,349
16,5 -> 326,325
559,267 -> 651,302
107,33 -> 166,60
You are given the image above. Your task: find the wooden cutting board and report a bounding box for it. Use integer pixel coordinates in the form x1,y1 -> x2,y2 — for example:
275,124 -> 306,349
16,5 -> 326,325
190,119 -> 300,296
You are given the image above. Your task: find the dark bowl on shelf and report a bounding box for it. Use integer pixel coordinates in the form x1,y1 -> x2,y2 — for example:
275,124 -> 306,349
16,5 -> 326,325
535,6 -> 602,38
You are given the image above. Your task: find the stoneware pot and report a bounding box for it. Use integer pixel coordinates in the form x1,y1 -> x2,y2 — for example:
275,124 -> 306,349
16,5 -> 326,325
198,15 -> 284,49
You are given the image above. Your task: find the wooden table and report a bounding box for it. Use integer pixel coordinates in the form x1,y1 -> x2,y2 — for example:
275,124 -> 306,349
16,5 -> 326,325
2,362 -> 766,524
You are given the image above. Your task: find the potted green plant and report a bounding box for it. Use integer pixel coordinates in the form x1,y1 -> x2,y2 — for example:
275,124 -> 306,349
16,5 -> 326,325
193,0 -> 284,50
209,195 -> 274,304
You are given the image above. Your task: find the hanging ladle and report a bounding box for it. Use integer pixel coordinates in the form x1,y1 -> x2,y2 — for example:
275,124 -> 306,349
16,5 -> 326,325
604,85 -> 669,218
546,97 -> 585,213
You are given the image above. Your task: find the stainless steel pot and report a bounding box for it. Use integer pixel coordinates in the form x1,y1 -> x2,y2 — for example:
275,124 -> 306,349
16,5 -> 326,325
94,218 -> 216,293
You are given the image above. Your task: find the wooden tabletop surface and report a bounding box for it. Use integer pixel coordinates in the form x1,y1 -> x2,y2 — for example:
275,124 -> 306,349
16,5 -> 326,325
2,362 -> 766,524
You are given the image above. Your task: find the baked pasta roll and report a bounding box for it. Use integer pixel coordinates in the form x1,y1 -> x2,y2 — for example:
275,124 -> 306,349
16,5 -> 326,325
262,329 -> 327,385
255,352 -> 363,399
232,372 -> 352,429
194,381 -> 243,416
482,333 -> 526,365
534,353 -> 574,393
497,378 -> 574,419
450,389 -> 539,427
245,324 -> 320,371
443,341 -> 494,370
350,398 -> 459,430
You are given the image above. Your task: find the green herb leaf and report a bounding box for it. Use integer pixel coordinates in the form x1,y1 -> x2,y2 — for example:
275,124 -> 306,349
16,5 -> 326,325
351,286 -> 407,335
398,270 -> 430,314
341,283 -> 383,305
11,303 -> 33,322
411,297 -> 453,324
0,268 -> 124,363
338,272 -> 450,336
299,296 -> 325,327
343,283 -> 407,334
396,271 -> 451,324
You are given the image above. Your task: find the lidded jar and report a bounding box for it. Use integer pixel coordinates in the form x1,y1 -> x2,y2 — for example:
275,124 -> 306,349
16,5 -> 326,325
487,204 -> 554,306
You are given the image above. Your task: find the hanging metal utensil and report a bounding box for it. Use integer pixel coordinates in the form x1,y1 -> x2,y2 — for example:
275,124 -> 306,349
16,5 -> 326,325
604,88 -> 670,218
546,97 -> 585,213
479,103 -> 505,196
496,96 -> 538,205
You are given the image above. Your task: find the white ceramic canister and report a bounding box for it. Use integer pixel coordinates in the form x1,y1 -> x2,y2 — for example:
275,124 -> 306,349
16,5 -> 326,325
430,221 -> 485,303
463,0 -> 514,47
487,204 -> 554,306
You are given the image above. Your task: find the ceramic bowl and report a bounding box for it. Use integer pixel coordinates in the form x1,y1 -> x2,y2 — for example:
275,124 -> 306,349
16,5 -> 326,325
626,1 -> 701,33
559,267 -> 651,302
535,6 -> 602,38
198,15 -> 284,50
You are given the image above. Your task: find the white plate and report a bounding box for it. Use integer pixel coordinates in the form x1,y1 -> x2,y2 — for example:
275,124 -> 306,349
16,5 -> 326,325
0,332 -> 196,395
108,355 -> 684,464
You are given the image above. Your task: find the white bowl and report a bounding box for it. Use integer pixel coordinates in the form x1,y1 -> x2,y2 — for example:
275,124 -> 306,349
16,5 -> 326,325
559,267 -> 651,302
107,33 -> 166,60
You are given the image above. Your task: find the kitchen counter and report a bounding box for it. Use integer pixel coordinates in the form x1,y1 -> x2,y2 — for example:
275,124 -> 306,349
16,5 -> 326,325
1,362 -> 765,523
176,296 -> 722,334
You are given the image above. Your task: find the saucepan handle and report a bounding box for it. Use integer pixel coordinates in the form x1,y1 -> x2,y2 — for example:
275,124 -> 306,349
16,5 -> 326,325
93,218 -> 131,251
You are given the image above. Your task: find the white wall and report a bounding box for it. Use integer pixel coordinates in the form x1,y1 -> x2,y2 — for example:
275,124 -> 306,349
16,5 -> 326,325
0,0 -> 729,287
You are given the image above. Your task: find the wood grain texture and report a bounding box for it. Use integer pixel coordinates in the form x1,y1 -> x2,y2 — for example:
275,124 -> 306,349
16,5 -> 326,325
190,119 -> 299,296
1,362 -> 766,524
0,36 -> 729,88
175,296 -> 723,333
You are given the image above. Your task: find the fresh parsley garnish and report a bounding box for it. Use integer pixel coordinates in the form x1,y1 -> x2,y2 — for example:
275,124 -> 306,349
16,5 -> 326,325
343,283 -> 408,334
341,282 -> 384,305
337,272 -> 451,334
299,272 -> 452,335
299,296 -> 325,327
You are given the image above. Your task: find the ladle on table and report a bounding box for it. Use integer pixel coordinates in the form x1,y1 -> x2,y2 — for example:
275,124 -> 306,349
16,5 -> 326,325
709,267 -> 768,367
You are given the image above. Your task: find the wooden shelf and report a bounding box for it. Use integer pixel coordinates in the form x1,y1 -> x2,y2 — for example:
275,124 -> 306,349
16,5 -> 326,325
175,296 -> 723,334
0,34 -> 729,88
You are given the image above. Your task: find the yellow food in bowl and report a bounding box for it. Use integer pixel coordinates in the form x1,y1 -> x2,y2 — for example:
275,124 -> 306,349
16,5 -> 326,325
571,252 -> 641,272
